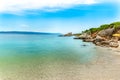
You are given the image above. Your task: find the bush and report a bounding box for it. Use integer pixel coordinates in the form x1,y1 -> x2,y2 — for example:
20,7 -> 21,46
110,22 -> 120,29
82,22 -> 120,34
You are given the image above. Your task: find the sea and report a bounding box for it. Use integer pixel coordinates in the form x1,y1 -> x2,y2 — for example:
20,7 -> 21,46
0,33 -> 104,80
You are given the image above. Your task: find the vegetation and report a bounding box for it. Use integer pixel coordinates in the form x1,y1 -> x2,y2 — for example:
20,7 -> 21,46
110,22 -> 120,29
73,33 -> 81,36
82,22 -> 120,34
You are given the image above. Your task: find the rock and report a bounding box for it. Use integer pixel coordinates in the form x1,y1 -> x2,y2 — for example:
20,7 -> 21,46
83,39 -> 94,42
98,28 -> 115,37
76,33 -> 92,39
92,35 -> 112,47
93,35 -> 105,44
73,37 -> 81,39
59,32 -> 72,37
100,41 -> 110,47
110,38 -> 118,42
64,32 -> 72,36
109,41 -> 119,48
95,42 -> 101,46
95,35 -> 106,40
81,44 -> 87,46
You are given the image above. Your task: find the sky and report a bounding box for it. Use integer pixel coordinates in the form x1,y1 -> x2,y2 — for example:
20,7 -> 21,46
0,0 -> 120,33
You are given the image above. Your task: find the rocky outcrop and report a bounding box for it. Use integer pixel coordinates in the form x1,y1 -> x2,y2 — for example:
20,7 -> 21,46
94,36 -> 119,48
109,41 -> 119,48
98,28 -> 115,37
64,32 -> 72,36
75,28 -> 119,48
93,35 -> 106,45
59,32 -> 72,37
83,39 -> 94,42
74,33 -> 92,39
74,22 -> 120,48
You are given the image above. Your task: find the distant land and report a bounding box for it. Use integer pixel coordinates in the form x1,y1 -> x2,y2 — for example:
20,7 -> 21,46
0,31 -> 60,35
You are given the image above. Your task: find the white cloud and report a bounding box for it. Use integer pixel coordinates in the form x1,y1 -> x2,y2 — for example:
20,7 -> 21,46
97,0 -> 120,3
0,0 -> 96,14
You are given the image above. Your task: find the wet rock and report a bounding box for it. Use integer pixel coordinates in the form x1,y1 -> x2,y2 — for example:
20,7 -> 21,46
101,41 -> 110,45
81,44 -> 87,47
83,39 -> 94,42
100,41 -> 110,47
95,42 -> 101,46
74,37 -> 81,39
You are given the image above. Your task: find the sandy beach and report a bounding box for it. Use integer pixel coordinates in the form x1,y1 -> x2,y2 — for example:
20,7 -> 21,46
0,43 -> 120,80
110,41 -> 120,55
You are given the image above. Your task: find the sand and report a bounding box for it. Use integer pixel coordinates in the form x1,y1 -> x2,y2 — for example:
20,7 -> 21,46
0,42 -> 120,80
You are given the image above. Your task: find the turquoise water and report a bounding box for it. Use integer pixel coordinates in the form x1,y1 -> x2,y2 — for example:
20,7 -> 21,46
0,34 -> 99,80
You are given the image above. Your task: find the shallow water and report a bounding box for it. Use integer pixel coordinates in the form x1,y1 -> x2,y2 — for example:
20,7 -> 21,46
0,34 -> 103,80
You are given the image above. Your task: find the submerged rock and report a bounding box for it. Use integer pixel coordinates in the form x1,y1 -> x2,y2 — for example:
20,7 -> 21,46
74,37 -> 81,39
81,44 -> 87,47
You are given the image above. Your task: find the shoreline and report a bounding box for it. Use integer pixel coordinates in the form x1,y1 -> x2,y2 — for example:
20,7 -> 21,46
98,41 -> 120,55
108,41 -> 120,55
0,35 -> 120,80
1,45 -> 120,80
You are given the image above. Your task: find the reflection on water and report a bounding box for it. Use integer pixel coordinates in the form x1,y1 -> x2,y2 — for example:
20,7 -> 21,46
0,34 -> 100,80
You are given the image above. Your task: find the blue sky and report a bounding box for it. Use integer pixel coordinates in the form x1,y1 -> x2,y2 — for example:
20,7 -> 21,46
0,0 -> 120,33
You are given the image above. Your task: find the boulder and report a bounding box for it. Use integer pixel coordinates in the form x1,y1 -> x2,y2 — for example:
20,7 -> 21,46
95,42 -> 101,46
100,41 -> 110,47
93,35 -> 105,44
109,41 -> 119,48
77,33 -> 92,39
98,28 -> 115,37
95,35 -> 104,40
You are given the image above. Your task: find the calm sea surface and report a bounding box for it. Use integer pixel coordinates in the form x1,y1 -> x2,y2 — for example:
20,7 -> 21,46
0,34 -> 102,80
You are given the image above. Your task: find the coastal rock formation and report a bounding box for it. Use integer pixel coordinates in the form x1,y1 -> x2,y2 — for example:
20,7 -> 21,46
93,37 -> 119,47
83,38 -> 94,42
73,22 -> 120,48
74,33 -> 92,39
98,28 -> 115,37
64,32 -> 72,36
93,35 -> 106,45
59,32 -> 72,37
109,41 -> 119,48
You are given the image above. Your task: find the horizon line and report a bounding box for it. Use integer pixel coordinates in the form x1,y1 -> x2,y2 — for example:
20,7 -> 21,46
0,31 -> 61,34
